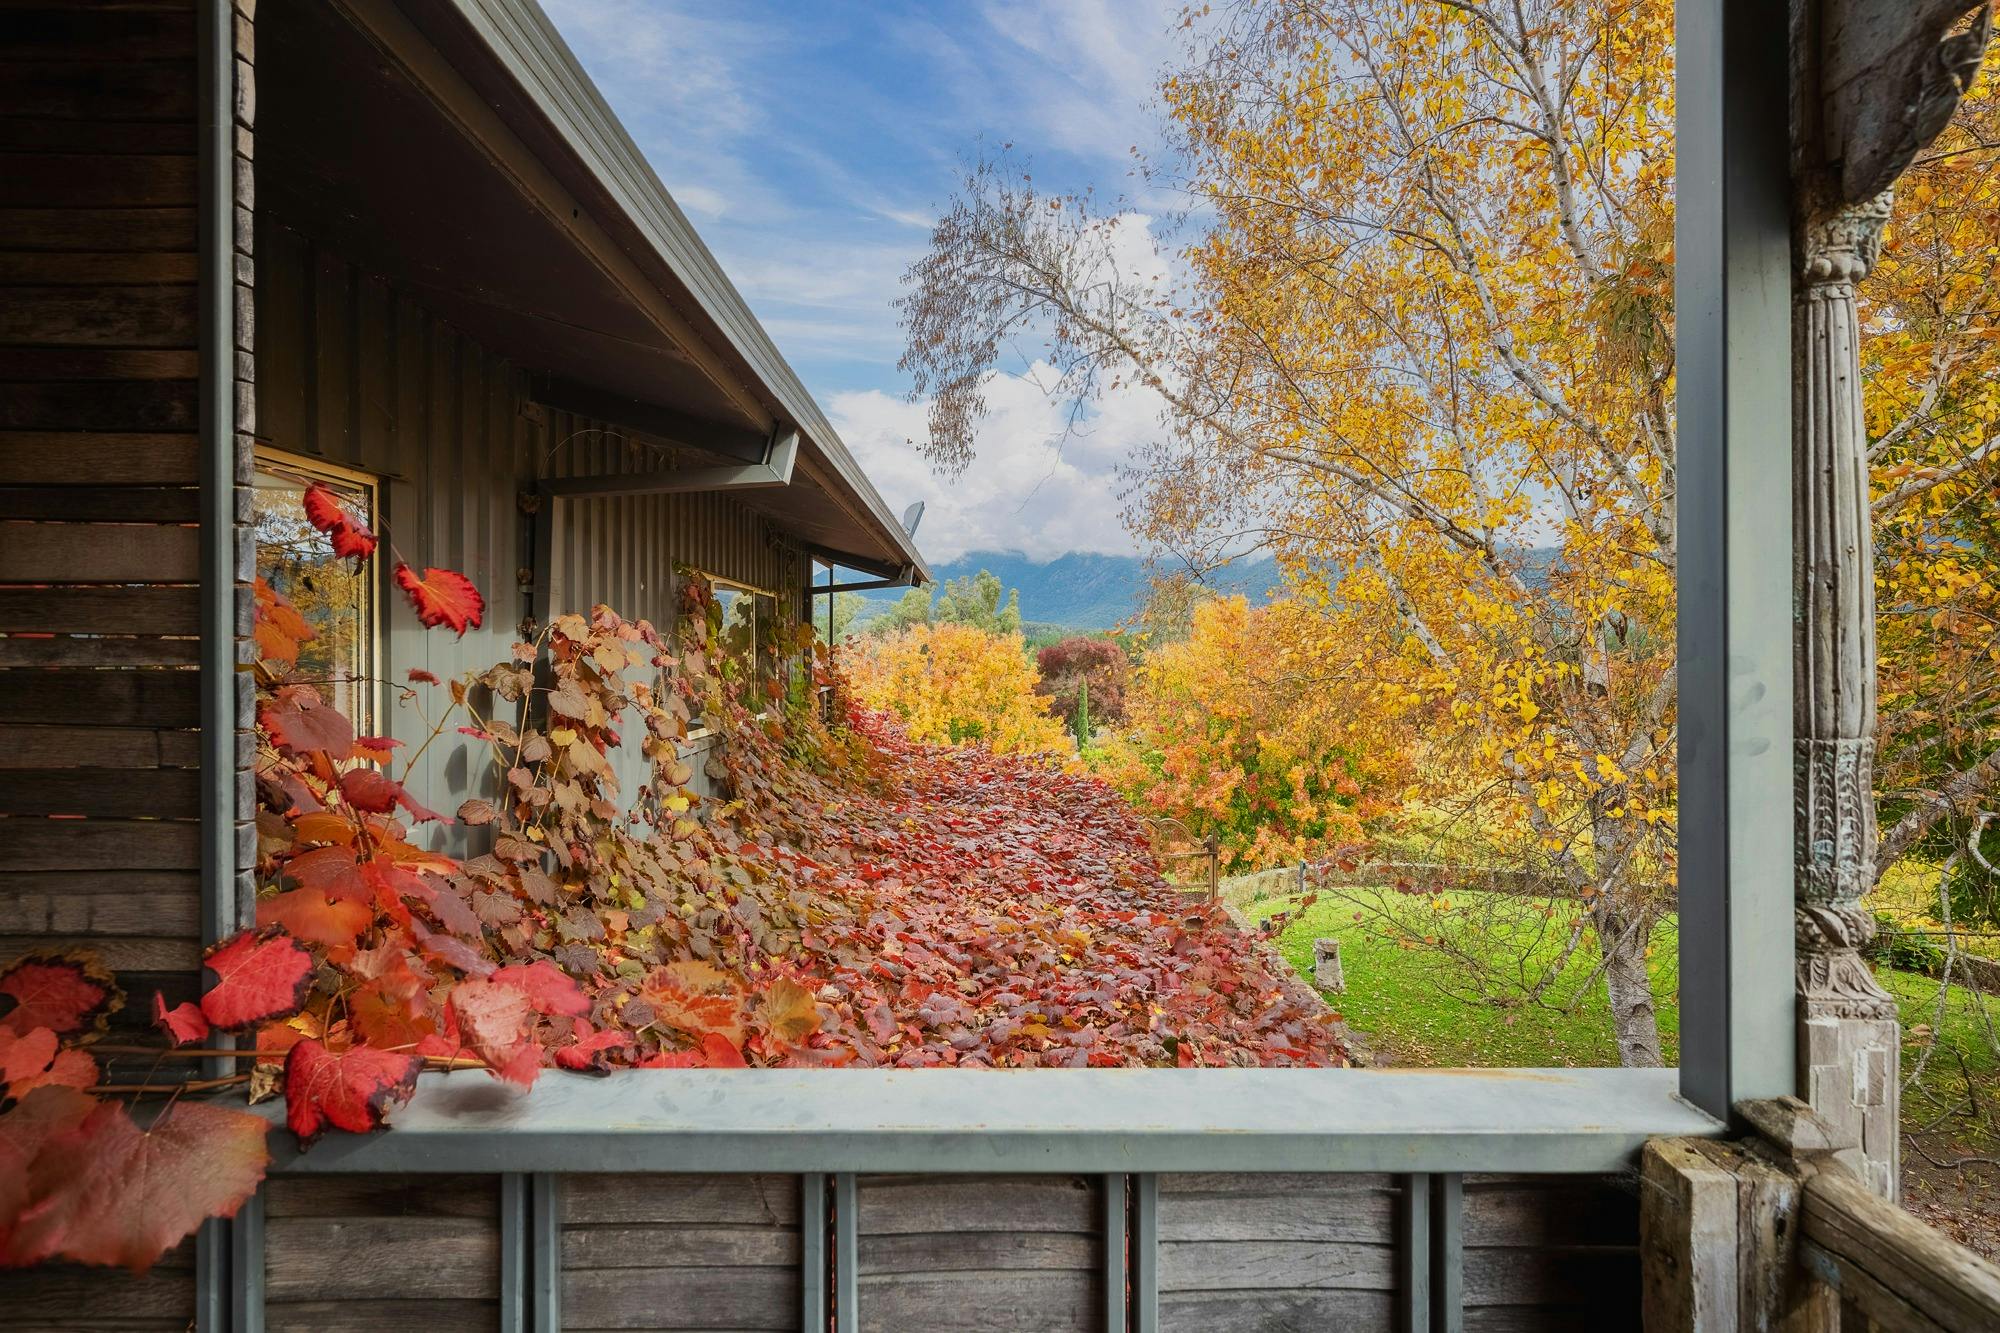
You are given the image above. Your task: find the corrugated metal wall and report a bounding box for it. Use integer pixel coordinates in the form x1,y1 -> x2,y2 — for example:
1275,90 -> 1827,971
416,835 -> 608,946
255,220 -> 798,825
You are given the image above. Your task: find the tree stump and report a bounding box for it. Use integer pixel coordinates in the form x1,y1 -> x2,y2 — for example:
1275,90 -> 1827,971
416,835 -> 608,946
1313,937 -> 1344,992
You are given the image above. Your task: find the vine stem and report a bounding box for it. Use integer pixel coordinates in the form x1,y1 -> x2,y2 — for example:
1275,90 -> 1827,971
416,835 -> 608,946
90,1074 -> 250,1095
92,1044 -> 490,1072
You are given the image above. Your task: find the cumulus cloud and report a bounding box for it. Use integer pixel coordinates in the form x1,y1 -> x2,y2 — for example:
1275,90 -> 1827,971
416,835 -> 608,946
830,368 -> 1172,564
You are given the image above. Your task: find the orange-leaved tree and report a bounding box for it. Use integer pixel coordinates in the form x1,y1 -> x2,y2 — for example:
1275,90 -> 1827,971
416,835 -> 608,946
1094,595 -> 1399,871
846,622 -> 1074,756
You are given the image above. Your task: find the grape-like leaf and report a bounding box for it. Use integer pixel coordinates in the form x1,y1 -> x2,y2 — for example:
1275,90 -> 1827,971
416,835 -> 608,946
448,980 -> 536,1086
0,1026 -> 95,1100
256,887 -> 373,950
252,577 -> 315,666
0,1085 -> 94,1236
0,953 -> 122,1039
259,689 -> 355,761
638,961 -> 745,1046
552,1020 -> 631,1071
150,993 -> 210,1048
754,978 -> 822,1047
337,767 -> 403,814
394,563 -> 485,635
300,482 -> 377,563
200,929 -> 313,1031
491,962 -> 589,1018
3,1099 -> 269,1271
283,1039 -> 423,1147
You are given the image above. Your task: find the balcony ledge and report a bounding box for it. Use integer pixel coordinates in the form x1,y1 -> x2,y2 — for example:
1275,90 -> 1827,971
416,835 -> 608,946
267,1066 -> 1721,1176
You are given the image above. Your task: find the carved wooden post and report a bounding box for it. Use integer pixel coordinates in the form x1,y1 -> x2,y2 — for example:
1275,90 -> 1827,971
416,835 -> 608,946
1793,191 -> 1901,1200
1789,0 -> 1992,1202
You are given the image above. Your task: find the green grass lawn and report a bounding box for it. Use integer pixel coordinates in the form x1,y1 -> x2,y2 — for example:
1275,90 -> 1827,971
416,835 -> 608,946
1245,884 -> 2000,1083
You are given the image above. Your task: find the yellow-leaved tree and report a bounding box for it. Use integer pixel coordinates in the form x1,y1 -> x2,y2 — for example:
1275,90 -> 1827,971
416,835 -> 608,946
846,622 -> 1074,757
903,0 -> 1999,1066
1096,595 -> 1400,871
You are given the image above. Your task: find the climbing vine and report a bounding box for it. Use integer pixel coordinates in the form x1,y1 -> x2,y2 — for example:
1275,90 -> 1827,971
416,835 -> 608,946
0,483 -> 1341,1273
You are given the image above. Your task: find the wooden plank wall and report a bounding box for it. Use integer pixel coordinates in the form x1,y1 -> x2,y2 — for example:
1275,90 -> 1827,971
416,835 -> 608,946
0,2 -> 239,1328
0,0 -> 205,1005
1462,1174 -> 1641,1331
561,1173 -> 805,1331
263,1175 -> 503,1333
855,1174 -> 1105,1333
1157,1172 -> 1402,1331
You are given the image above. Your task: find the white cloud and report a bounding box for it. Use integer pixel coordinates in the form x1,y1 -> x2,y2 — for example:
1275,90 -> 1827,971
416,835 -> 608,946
830,368 -> 1171,564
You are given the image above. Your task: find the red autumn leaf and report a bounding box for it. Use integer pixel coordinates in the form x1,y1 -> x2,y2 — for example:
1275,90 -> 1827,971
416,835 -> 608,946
301,482 -> 376,562
326,518 -> 377,562
283,1039 -> 423,1146
351,734 -> 404,764
491,962 -> 589,1018
0,1086 -> 94,1234
337,767 -> 403,814
395,562 -> 485,635
448,980 -> 536,1086
553,1020 -> 631,1071
348,970 -> 435,1052
256,887 -> 372,950
396,785 -> 450,825
2,1099 -> 269,1272
285,845 -> 367,901
0,1026 -> 96,1100
150,993 -> 210,1048
699,1032 -> 748,1067
0,953 -> 121,1039
259,690 -> 355,761
200,929 -> 313,1031
408,668 -> 441,685
637,961 -> 745,1046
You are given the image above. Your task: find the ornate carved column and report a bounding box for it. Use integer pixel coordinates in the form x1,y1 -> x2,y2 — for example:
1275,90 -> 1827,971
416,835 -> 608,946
1793,192 -> 1900,1200
1788,0 -> 1992,1205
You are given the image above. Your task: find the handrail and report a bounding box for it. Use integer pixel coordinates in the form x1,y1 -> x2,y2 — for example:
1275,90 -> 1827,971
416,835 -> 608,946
1800,1168 -> 2000,1333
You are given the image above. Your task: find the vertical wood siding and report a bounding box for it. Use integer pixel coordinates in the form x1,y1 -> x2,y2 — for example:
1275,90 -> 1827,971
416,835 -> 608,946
263,1175 -> 503,1333
1156,1172 -> 1402,1331
255,221 -> 788,830
855,1174 -> 1105,1333
560,1173 -> 805,1331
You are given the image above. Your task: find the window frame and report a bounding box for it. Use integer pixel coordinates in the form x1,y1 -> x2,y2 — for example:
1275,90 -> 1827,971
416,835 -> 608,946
251,446 -> 385,737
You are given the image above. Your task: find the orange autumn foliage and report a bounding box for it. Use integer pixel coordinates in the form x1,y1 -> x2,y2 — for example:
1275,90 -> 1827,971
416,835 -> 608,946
844,622 -> 1074,756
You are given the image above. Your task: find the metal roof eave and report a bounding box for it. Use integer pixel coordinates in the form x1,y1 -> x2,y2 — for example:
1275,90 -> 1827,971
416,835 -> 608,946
441,0 -> 932,585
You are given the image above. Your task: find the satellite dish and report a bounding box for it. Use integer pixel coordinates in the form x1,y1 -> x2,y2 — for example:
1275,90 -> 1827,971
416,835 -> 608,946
900,500 -> 926,538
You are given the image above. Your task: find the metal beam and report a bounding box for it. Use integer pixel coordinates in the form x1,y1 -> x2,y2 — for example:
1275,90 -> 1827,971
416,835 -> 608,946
540,429 -> 797,500
1131,1173 -> 1158,1333
261,1067 -> 1720,1176
813,576 -> 912,595
802,1175 -> 829,1333
1401,1174 -> 1430,1333
1674,0 -> 1797,1122
805,544 -> 909,584
833,1173 -> 857,1333
1103,1174 -> 1128,1333
1430,1174 -> 1463,1333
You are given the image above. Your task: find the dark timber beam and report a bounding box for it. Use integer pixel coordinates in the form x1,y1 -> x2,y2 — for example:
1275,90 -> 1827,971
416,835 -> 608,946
528,375 -> 771,465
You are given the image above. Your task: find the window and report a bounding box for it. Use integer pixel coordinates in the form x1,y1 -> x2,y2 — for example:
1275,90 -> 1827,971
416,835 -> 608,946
708,576 -> 779,710
253,450 -> 380,732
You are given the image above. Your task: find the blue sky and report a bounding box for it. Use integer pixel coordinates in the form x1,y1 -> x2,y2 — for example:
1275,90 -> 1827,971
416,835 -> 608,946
544,0 -> 1185,562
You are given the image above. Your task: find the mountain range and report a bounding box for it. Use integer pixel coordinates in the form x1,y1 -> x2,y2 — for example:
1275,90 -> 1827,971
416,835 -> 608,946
853,550 -> 1286,630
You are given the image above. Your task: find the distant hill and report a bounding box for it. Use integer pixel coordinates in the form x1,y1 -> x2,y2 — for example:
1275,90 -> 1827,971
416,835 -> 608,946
855,550 -> 1286,630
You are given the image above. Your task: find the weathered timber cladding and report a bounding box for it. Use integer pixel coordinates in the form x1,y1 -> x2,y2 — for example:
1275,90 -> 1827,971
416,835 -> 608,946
0,0 -> 208,1042
1157,1172 -> 1401,1332
254,221 -> 796,834
855,1174 -> 1104,1333
0,1237 -> 196,1332
561,1173 -> 805,1331
1462,1173 -> 1641,1331
264,1175 -> 503,1333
